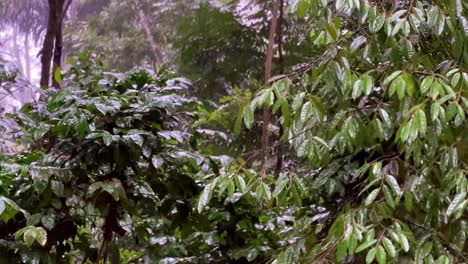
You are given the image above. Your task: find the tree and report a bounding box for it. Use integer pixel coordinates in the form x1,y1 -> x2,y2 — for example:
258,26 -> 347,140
133,0 -> 164,67
239,0 -> 468,262
260,0 -> 282,178
40,0 -> 72,88
0,0 -> 467,263
174,4 -> 265,99
0,0 -> 48,99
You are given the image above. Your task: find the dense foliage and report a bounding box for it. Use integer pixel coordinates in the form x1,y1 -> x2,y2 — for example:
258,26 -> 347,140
0,0 -> 467,263
236,0 -> 468,262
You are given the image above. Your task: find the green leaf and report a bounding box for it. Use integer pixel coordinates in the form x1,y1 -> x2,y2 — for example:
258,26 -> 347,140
372,162 -> 382,178
431,103 -> 440,121
348,233 -> 358,254
366,247 -> 376,264
356,239 -> 377,253
352,80 -> 363,99
350,36 -> 367,52
33,180 -> 48,195
197,184 -> 212,213
376,245 -> 387,264
446,192 -> 466,217
235,175 -> 246,193
395,77 -> 406,100
125,134 -> 144,147
54,67 -> 62,84
243,106 -> 254,129
404,192 -> 415,212
451,73 -> 461,87
41,215 -> 55,230
296,0 -> 309,18
430,81 -> 442,100
383,185 -> 395,208
384,71 -> 403,86
23,228 -> 37,247
363,74 -> 374,95
379,109 -> 392,127
455,231 -> 466,249
392,20 -> 403,36
403,73 -> 415,96
415,110 -> 427,135
265,90 -> 274,106
421,76 -> 434,94
51,180 -> 64,197
446,102 -> 458,121
398,232 -> 410,252
292,92 -> 305,112
371,15 -> 385,33
385,175 -> 401,196
301,102 -> 312,121
273,175 -> 289,198
420,241 -> 433,258
88,182 -> 103,197
365,189 -> 380,206
336,240 -> 348,262
234,105 -> 244,136
281,100 -> 291,127
389,77 -> 405,98
14,226 -> 30,241
35,227 -> 47,246
399,123 -> 409,142
0,199 -> 5,215
102,131 -> 113,146
382,237 -> 396,258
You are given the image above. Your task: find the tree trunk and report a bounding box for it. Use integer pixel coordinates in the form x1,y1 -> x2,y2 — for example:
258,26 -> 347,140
134,0 -> 164,68
260,0 -> 281,178
40,0 -> 59,88
52,0 -> 65,89
40,0 -> 70,88
274,0 -> 285,179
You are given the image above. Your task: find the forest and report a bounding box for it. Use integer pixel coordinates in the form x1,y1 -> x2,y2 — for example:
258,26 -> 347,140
0,0 -> 467,263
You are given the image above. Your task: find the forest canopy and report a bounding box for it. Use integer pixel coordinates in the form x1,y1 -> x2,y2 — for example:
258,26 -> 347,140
0,0 -> 467,263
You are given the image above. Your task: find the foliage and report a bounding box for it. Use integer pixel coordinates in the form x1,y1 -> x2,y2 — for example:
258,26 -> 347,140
0,0 -> 48,42
0,54 -> 217,262
234,0 -> 468,262
174,4 -> 265,100
0,54 -> 311,263
1,0 -> 468,263
66,1 -> 151,72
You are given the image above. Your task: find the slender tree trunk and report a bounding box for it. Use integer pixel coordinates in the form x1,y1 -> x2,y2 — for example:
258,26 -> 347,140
134,0 -> 164,67
40,0 -> 59,88
40,0 -> 70,88
24,33 -> 32,82
260,0 -> 282,178
274,0 -> 285,179
52,0 -> 65,89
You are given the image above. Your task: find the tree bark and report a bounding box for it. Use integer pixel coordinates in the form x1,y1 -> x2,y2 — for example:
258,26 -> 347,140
52,0 -> 65,89
40,0 -> 59,88
40,0 -> 70,88
274,0 -> 285,179
134,0 -> 164,68
260,0 -> 282,178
